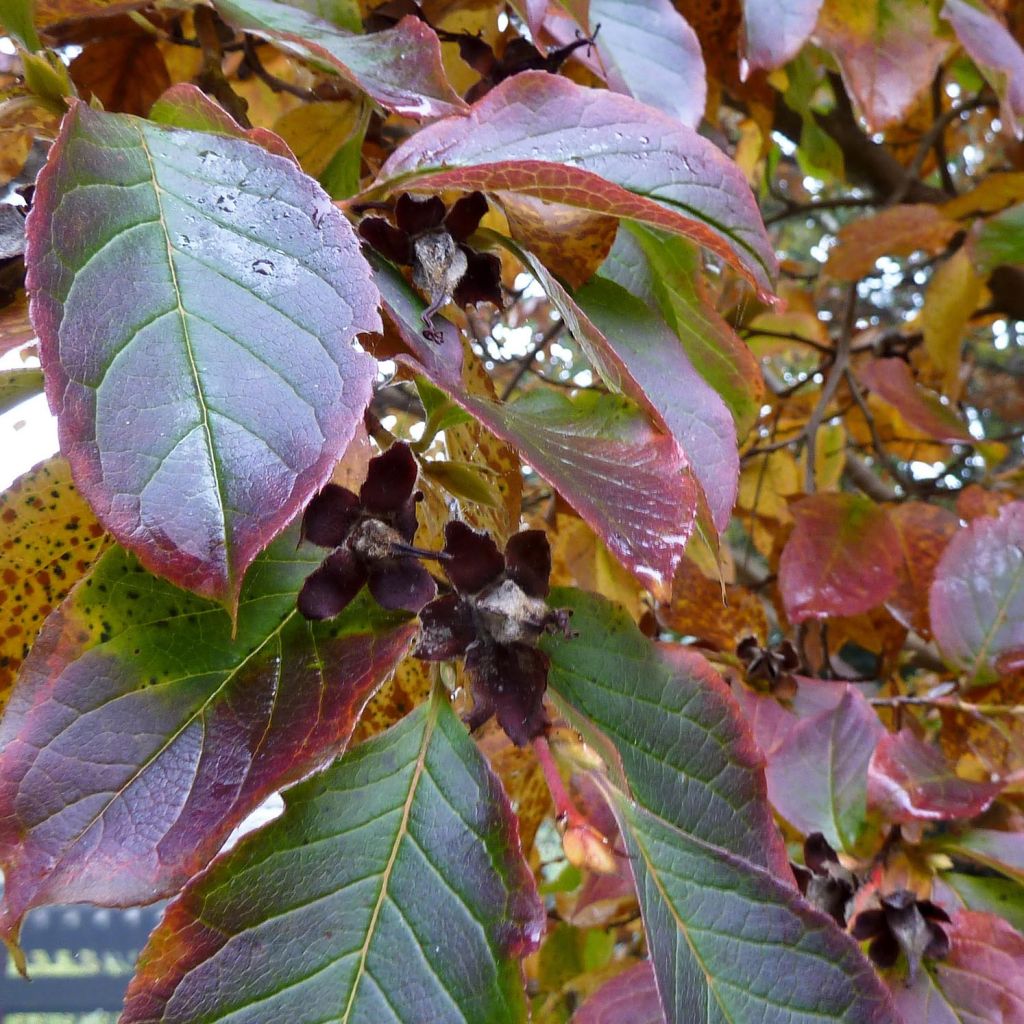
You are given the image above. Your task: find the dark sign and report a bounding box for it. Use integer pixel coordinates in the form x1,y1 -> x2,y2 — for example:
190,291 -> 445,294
0,901 -> 163,1023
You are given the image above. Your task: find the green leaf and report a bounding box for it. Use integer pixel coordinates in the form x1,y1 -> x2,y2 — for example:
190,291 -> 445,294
0,526 -> 418,946
121,690 -> 544,1024
942,872 -> 1024,934
27,101 -> 379,611
614,224 -> 764,438
0,367 -> 44,416
971,201 -> 1024,273
0,0 -> 41,51
541,588 -> 789,875
610,788 -> 902,1024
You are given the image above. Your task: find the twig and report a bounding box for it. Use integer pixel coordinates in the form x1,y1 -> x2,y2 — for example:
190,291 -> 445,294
500,320 -> 564,400
242,37 -> 318,101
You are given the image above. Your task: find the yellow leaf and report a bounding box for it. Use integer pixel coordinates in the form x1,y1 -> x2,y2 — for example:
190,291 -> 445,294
941,171 -> 1024,219
799,420 -> 846,492
0,457 -> 111,711
921,249 -> 982,398
273,100 -> 361,177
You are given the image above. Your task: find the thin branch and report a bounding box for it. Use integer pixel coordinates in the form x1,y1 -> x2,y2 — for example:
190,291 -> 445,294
500,320 -> 564,400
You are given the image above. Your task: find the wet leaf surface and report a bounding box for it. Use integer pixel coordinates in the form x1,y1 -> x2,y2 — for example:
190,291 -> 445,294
0,526 -> 417,944
121,690 -> 544,1024
28,102 -> 379,609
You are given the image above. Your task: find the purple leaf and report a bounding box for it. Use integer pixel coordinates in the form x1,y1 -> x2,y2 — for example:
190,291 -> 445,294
943,0 -> 1024,137
930,501 -> 1024,685
0,529 -> 417,948
213,2 -> 467,119
741,0 -> 823,75
868,729 -> 1003,824
371,71 -> 777,298
121,691 -> 544,1024
373,257 -> 698,602
574,961 -> 666,1024
765,686 -> 884,851
589,0 -> 706,128
27,103 -> 379,611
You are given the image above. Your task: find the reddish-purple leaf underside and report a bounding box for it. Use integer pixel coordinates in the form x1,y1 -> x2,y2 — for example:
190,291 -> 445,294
867,729 -> 1003,824
574,961 -> 666,1024
929,501 -> 1024,685
27,102 -> 379,610
779,493 -> 902,623
373,257 -> 698,601
0,528 -> 417,950
369,71 -> 777,298
213,1 -> 467,119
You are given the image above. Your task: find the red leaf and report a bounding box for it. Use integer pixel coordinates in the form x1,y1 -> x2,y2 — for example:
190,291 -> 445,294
892,912 -> 1024,1024
868,729 -> 1003,824
741,0 -> 823,75
0,533 -> 417,946
574,961 -> 666,1024
514,245 -> 738,531
149,83 -> 296,160
214,2 -> 467,119
26,103 -> 379,610
590,0 -> 706,128
814,0 -> 950,131
779,493 -> 902,623
930,502 -> 1024,685
764,685 -> 884,851
943,0 -> 1024,137
374,258 -> 698,601
886,502 -> 960,639
858,358 -> 973,444
371,71 -> 777,297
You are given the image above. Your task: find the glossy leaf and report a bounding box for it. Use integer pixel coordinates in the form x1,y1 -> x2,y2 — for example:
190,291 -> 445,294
0,528 -> 418,945
886,501 -> 960,638
371,72 -> 778,297
765,686 -> 883,852
610,787 -> 897,1024
0,457 -> 109,711
858,359 -> 972,444
27,102 -> 379,610
214,1 -> 467,119
574,961 -> 665,1024
891,912 -> 1024,1024
510,240 -> 738,532
589,0 -> 706,128
779,494 -> 902,623
574,276 -> 738,531
121,689 -> 542,1024
741,0 -> 823,75
815,0 -> 950,131
374,258 -> 697,601
940,829 -> 1024,884
608,224 -> 764,437
943,0 -> 1024,137
930,502 -> 1024,685
867,729 -> 1002,824
541,587 -> 790,876
0,366 -> 44,416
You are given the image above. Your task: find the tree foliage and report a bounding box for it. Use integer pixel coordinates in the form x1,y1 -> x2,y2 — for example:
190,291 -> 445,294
0,0 -> 1023,1021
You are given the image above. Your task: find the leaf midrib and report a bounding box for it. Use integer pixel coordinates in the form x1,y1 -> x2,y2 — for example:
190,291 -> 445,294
137,124 -> 232,593
339,694 -> 438,1023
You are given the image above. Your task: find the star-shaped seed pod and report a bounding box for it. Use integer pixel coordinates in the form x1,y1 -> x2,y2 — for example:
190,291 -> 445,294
358,192 -> 503,331
298,443 -> 437,620
737,635 -> 801,698
849,889 -> 951,980
415,522 -> 572,746
791,833 -> 857,926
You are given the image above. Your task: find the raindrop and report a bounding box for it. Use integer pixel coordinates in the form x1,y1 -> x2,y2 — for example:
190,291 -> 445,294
252,259 -> 275,276
216,194 -> 237,213
198,150 -> 219,165
639,136 -> 650,145
176,234 -> 192,248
